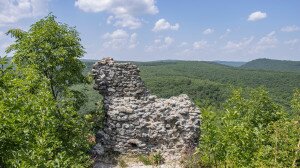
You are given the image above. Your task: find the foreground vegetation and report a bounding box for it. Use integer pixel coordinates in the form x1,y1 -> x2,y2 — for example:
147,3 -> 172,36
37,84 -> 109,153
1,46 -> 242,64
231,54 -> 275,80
197,88 -> 300,167
0,15 -> 95,167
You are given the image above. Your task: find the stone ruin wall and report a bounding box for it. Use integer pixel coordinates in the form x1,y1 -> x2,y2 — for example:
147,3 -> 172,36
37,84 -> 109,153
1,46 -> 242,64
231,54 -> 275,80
92,57 -> 201,157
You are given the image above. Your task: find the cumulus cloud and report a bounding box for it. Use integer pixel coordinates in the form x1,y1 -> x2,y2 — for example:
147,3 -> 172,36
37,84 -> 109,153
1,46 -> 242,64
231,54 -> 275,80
105,14 -> 142,29
129,33 -> 138,49
164,36 -> 174,46
255,31 -> 278,51
179,42 -> 188,47
223,32 -> 278,53
281,25 -> 300,32
219,29 -> 231,39
248,11 -> 267,21
152,19 -> 179,32
146,36 -> 174,51
0,0 -> 49,26
202,28 -> 214,35
102,29 -> 138,49
193,40 -> 208,49
224,37 -> 254,52
75,0 -> 158,29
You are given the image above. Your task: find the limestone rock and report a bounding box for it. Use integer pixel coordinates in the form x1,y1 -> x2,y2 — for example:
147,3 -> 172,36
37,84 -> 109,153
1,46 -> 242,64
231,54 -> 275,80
92,57 -> 201,157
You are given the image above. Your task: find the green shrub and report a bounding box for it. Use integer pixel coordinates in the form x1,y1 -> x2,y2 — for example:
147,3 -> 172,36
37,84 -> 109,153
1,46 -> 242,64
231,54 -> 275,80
0,14 -> 93,167
138,152 -> 165,166
198,88 -> 300,167
138,155 -> 152,165
0,65 -> 92,167
151,152 -> 164,166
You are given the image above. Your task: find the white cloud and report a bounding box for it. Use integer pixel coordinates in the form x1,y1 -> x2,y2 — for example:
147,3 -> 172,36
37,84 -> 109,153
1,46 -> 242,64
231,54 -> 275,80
129,33 -> 138,49
146,36 -> 174,52
103,29 -> 128,39
284,39 -> 299,46
179,42 -> 188,47
102,29 -> 138,49
105,14 -> 142,29
164,36 -> 174,46
255,31 -> 278,51
224,37 -> 254,51
75,0 -> 158,29
223,32 -> 278,54
219,28 -> 231,39
106,15 -> 114,24
248,11 -> 267,21
202,28 -> 214,35
281,25 -> 300,32
0,0 -> 49,26
75,0 -> 158,14
193,40 -> 208,49
152,19 -> 179,32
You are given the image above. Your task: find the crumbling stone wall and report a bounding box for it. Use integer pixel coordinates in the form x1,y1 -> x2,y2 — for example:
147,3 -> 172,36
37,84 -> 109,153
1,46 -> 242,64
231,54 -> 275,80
92,57 -> 200,156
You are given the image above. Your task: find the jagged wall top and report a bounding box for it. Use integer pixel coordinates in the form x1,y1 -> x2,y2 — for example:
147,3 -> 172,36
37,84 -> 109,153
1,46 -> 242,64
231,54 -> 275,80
92,57 -> 149,99
92,57 -> 201,159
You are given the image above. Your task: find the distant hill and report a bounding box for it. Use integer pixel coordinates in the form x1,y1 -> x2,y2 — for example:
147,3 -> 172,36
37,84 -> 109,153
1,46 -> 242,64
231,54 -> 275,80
82,59 -> 300,108
214,61 -> 246,67
241,58 -> 300,73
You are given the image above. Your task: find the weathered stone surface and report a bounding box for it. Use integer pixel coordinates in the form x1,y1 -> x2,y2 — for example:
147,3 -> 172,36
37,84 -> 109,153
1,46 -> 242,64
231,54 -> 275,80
92,57 -> 201,157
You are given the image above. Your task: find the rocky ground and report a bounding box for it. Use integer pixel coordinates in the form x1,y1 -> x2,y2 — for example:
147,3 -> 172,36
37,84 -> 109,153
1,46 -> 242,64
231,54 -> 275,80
94,161 -> 182,168
94,158 -> 182,168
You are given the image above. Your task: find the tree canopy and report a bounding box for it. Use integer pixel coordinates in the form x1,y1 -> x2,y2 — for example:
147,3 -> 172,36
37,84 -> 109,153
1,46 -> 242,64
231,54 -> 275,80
0,15 -> 94,167
6,14 -> 86,100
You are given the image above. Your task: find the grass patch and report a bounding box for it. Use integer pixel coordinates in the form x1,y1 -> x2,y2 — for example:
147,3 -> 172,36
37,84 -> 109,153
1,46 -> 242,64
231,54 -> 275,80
138,152 -> 165,166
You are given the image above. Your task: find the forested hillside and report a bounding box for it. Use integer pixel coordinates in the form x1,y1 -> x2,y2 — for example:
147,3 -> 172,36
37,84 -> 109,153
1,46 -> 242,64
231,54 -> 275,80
83,60 -> 300,108
242,58 -> 300,73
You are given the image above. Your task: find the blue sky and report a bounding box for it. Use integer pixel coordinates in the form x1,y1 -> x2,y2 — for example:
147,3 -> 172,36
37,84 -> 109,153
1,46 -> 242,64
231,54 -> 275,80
0,0 -> 300,61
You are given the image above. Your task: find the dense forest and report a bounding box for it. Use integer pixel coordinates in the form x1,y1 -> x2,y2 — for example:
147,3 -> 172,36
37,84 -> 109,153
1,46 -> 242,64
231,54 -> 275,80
242,58 -> 300,73
1,15 -> 299,167
83,59 -> 300,108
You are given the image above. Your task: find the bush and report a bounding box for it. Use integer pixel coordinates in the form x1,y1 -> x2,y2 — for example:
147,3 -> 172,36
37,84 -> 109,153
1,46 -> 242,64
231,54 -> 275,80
151,152 -> 164,166
0,64 -> 92,167
0,14 -> 93,167
138,152 -> 165,166
138,155 -> 152,165
198,88 -> 299,167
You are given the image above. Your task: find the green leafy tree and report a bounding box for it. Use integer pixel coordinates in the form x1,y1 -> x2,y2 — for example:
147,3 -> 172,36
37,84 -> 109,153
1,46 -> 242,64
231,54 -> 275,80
292,89 -> 300,117
0,14 -> 94,167
0,57 -> 92,167
291,89 -> 300,167
199,88 -> 294,167
6,14 -> 86,100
